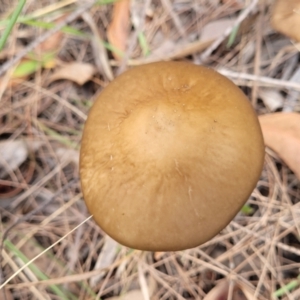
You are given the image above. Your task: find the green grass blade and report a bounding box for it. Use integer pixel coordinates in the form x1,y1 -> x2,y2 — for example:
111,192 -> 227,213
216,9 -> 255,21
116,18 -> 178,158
138,32 -> 150,56
272,275 -> 300,298
4,239 -> 76,300
22,19 -> 88,38
226,24 -> 239,48
0,0 -> 27,51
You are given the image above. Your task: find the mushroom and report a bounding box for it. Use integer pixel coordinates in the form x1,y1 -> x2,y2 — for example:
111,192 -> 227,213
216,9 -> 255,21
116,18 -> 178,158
80,61 -> 265,251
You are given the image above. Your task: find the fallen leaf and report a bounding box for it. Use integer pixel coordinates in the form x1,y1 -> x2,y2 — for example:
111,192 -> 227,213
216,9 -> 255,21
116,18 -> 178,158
107,0 -> 130,60
258,88 -> 284,111
259,112 -> 300,179
0,140 -> 28,178
48,62 -> 96,85
271,0 -> 300,42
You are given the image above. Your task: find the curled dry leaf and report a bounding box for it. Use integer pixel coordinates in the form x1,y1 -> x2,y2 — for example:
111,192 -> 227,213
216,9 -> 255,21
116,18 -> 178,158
259,112 -> 300,179
48,62 -> 96,85
271,0 -> 300,42
107,0 -> 130,60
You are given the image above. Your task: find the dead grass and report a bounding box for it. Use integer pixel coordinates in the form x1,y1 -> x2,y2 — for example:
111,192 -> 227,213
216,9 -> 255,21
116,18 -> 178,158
0,0 -> 300,299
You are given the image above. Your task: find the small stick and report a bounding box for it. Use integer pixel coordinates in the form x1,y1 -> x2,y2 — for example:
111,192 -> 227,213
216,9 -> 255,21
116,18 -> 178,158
218,68 -> 300,92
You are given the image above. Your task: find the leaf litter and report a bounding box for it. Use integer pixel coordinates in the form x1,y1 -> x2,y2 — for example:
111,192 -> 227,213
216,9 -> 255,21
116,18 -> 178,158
0,0 -> 300,299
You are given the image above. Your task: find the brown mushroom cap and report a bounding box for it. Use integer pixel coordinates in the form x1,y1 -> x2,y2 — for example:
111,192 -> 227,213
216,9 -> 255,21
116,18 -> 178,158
80,61 -> 265,251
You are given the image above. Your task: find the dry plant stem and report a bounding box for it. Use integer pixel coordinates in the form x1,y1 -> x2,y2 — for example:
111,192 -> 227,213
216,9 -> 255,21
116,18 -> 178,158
161,0 -> 185,37
0,0 -> 97,77
218,68 -> 300,91
81,11 -> 114,81
198,0 -> 259,64
251,4 -> 263,106
0,179 -> 78,248
6,251 -> 137,289
0,179 -> 79,287
0,215 -> 93,290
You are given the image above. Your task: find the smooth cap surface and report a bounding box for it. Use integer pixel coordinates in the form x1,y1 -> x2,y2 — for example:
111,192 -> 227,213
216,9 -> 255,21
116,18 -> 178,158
80,61 -> 265,251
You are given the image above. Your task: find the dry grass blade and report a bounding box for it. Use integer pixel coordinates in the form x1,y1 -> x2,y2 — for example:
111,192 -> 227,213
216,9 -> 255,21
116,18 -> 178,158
0,215 -> 93,289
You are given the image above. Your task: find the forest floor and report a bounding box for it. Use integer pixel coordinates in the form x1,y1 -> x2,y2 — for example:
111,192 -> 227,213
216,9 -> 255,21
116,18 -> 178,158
1,0 -> 300,299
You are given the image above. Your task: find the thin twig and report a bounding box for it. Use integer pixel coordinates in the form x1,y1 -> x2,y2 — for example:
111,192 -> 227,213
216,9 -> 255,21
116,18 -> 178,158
198,0 -> 259,64
0,214 -> 92,290
251,1 -> 264,106
0,179 -> 79,287
0,0 -> 97,77
217,68 -> 300,92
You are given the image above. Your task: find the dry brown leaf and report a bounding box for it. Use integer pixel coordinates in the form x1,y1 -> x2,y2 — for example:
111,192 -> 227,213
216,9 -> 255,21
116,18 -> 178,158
259,112 -> 300,179
271,0 -> 300,42
48,62 -> 96,85
107,0 -> 130,60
